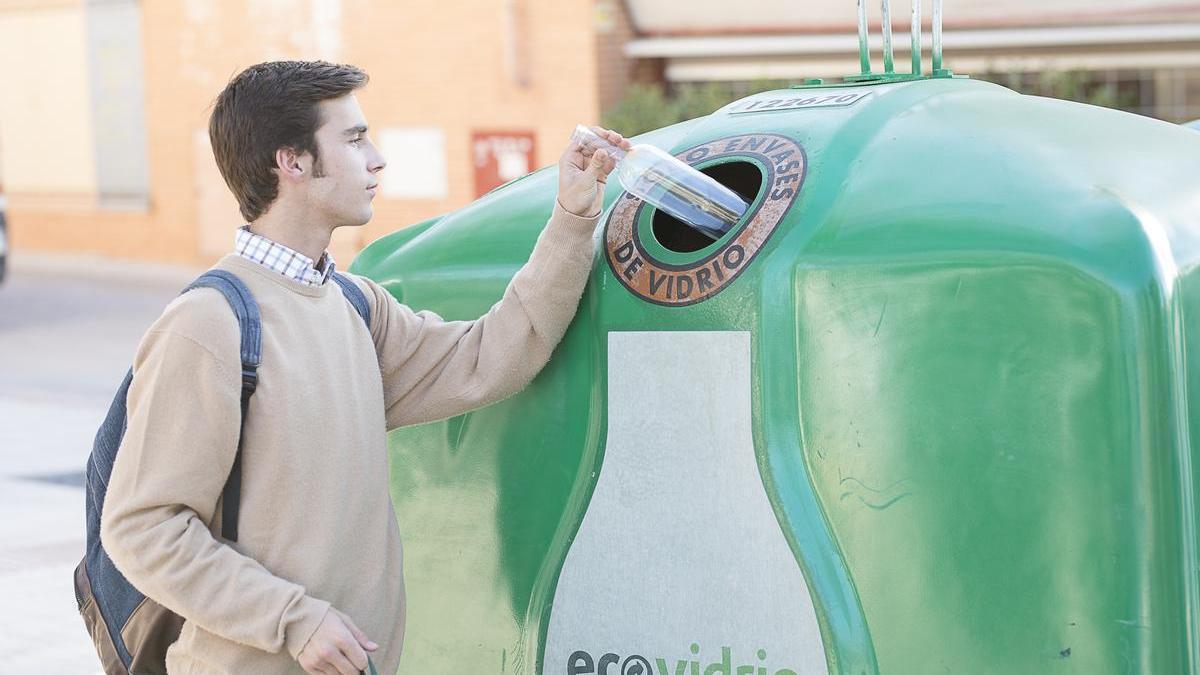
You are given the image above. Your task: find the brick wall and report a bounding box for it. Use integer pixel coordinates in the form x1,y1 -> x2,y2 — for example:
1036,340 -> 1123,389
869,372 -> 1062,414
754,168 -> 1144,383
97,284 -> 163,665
3,0 -> 603,267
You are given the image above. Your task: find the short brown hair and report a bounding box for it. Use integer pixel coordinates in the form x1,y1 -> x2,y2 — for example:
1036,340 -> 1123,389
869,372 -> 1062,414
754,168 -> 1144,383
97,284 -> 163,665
209,61 -> 368,222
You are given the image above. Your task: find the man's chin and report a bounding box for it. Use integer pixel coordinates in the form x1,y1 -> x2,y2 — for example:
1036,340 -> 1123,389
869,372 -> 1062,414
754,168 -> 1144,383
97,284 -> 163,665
336,209 -> 372,229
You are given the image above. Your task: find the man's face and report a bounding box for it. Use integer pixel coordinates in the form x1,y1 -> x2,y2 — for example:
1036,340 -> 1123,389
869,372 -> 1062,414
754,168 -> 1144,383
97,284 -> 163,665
304,94 -> 386,228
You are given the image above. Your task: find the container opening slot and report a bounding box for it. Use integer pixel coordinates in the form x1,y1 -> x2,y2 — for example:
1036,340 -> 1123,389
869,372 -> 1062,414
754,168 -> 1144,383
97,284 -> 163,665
651,161 -> 763,254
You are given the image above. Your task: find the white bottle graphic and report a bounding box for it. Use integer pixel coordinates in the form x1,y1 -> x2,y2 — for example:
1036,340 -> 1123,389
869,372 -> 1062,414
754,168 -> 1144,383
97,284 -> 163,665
543,331 -> 829,675
570,126 -> 750,240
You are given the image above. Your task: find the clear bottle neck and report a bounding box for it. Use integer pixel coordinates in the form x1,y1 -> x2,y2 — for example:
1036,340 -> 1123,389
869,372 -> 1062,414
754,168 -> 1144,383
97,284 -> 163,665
570,125 -> 629,162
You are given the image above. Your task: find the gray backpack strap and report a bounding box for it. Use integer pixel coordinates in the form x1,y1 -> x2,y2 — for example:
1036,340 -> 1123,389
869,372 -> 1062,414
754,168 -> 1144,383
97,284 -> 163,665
182,270 -> 261,542
331,272 -> 372,329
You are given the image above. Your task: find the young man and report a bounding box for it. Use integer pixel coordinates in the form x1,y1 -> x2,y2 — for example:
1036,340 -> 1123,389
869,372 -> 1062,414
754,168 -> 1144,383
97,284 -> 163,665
100,61 -> 628,675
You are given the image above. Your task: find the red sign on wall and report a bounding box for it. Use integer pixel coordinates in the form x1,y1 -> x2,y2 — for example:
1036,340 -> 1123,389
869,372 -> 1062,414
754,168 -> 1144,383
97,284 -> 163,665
472,131 -> 537,198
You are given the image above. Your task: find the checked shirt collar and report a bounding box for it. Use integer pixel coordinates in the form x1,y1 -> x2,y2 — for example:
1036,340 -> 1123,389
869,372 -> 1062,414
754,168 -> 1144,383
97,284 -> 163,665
235,226 -> 336,287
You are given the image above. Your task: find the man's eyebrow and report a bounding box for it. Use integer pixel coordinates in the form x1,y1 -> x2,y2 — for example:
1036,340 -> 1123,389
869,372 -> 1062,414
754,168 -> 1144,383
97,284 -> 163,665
344,125 -> 368,136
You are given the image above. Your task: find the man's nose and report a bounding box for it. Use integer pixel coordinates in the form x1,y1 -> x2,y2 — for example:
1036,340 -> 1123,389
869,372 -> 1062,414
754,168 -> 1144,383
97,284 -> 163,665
370,147 -> 387,173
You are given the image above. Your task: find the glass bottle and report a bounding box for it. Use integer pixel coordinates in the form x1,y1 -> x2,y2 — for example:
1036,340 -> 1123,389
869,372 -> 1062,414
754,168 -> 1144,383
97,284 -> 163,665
570,125 -> 749,240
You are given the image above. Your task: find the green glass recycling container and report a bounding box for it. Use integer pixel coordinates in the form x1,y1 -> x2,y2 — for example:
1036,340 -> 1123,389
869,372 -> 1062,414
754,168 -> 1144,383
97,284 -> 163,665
351,77 -> 1200,674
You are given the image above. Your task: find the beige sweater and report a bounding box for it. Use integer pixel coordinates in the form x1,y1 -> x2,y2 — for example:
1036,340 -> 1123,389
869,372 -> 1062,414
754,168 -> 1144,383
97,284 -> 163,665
100,203 -> 598,674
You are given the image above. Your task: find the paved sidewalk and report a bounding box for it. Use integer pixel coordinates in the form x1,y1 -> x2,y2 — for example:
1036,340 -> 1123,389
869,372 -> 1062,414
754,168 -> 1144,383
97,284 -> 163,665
0,252 -> 202,673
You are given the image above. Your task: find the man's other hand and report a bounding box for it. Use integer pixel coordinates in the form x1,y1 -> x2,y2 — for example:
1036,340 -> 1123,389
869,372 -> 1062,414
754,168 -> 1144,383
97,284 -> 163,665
298,608 -> 378,675
557,126 -> 630,218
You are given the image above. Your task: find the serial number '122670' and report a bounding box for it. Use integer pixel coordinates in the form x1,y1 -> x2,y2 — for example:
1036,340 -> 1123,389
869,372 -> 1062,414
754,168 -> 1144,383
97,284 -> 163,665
728,91 -> 871,114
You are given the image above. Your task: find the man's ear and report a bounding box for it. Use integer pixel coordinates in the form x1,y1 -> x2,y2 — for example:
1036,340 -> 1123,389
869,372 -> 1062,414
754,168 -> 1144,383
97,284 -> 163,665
275,147 -> 310,183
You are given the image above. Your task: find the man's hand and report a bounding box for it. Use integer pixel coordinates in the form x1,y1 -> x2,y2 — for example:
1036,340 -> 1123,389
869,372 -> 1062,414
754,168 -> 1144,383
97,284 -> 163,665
557,126 -> 631,218
298,608 -> 378,675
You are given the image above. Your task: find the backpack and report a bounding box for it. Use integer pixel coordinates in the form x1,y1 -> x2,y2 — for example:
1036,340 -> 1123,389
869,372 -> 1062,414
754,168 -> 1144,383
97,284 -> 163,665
74,268 -> 371,675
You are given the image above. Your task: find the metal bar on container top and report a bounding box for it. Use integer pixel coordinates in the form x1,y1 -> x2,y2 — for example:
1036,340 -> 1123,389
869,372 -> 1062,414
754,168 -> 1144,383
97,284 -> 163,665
911,0 -> 922,75
858,0 -> 872,74
881,0 -> 894,73
933,0 -> 944,72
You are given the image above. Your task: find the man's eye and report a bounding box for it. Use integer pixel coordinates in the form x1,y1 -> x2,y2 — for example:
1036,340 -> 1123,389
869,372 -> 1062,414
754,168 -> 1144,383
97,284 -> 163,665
351,137 -> 364,145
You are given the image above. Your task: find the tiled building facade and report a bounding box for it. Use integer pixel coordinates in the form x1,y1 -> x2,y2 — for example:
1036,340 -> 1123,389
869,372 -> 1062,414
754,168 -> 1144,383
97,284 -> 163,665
0,0 -> 614,265
1,0 -> 1196,266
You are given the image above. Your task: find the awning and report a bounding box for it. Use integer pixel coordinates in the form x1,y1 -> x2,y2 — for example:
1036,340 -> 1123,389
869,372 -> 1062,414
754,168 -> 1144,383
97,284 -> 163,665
623,22 -> 1200,81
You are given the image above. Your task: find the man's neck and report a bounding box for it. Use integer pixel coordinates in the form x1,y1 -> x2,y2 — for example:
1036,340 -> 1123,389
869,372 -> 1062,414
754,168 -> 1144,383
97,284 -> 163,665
249,206 -> 333,263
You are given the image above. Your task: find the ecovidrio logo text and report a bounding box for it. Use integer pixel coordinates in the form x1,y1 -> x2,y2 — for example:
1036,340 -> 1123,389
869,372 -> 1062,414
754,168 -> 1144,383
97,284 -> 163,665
566,643 -> 804,675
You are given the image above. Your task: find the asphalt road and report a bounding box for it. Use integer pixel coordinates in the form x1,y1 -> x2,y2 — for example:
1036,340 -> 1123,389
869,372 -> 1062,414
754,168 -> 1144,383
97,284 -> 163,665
0,252 -> 201,673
